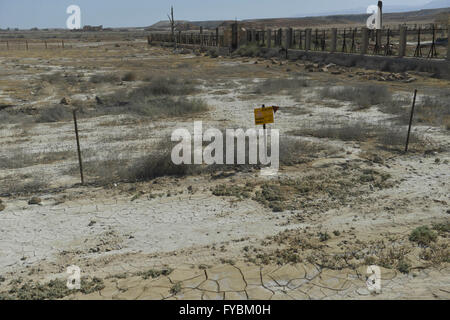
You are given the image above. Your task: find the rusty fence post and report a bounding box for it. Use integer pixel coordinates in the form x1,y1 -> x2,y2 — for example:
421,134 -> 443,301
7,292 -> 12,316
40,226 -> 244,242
405,89 -> 418,153
72,110 -> 84,185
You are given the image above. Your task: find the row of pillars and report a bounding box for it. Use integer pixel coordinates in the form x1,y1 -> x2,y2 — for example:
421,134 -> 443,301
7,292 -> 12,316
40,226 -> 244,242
149,24 -> 450,60
246,28 -> 314,50
149,27 -> 222,47
244,25 -> 450,60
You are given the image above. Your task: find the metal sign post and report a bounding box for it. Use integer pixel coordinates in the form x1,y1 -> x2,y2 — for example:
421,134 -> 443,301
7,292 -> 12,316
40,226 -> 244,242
254,105 -> 280,164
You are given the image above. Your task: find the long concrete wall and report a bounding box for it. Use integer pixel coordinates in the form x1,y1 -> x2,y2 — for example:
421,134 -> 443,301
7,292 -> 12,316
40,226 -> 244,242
151,40 -> 450,79
285,49 -> 450,79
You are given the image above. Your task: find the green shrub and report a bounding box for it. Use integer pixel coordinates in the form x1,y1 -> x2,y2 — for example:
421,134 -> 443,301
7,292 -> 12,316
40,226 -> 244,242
397,260 -> 411,274
409,226 -> 437,246
234,44 -> 263,57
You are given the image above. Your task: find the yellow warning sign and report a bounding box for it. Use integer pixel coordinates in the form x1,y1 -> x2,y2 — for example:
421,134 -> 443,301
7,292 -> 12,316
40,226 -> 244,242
254,107 -> 275,125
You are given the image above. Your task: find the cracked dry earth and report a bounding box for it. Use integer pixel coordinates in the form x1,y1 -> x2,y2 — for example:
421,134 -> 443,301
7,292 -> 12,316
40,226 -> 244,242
0,43 -> 449,300
66,264 -> 450,300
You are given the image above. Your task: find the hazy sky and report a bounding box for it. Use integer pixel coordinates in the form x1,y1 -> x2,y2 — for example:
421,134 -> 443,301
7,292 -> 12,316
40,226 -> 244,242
0,0 -> 434,29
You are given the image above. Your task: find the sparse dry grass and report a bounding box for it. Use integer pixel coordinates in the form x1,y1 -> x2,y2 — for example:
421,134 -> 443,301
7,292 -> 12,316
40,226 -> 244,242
0,176 -> 48,195
253,77 -> 308,94
380,90 -> 450,129
89,73 -> 120,84
36,105 -> 72,123
0,148 -> 73,169
319,84 -> 392,109
288,121 -> 433,152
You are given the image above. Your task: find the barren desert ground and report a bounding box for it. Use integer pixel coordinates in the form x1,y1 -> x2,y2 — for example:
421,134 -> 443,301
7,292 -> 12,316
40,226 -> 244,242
0,39 -> 449,300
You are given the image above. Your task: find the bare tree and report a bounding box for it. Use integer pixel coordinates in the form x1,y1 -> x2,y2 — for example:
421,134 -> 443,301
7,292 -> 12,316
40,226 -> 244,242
168,6 -> 175,44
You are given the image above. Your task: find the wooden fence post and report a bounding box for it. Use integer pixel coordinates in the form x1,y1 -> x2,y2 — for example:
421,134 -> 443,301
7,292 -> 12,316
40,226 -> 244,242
331,28 -> 337,52
399,25 -> 407,57
267,29 -> 272,48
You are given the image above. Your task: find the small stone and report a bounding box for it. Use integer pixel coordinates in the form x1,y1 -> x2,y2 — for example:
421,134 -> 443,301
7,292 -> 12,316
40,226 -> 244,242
95,96 -> 103,105
28,197 -> 42,205
356,287 -> 370,296
60,97 -> 71,105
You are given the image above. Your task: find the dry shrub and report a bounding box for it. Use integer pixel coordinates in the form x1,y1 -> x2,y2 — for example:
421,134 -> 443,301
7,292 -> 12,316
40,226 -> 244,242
289,122 -> 431,152
36,105 -> 72,123
380,91 -> 450,129
121,72 -> 137,82
319,84 -> 392,109
0,177 -> 48,195
254,77 -> 308,94
132,77 -> 197,96
279,137 -> 342,165
90,73 -> 120,83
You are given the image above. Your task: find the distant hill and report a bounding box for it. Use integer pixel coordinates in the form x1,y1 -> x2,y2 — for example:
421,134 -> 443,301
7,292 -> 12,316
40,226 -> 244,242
423,0 -> 450,9
149,20 -> 234,30
292,0 -> 450,17
148,7 -> 450,30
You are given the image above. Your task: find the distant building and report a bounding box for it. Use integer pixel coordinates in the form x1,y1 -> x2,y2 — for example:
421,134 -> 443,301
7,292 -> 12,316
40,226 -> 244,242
83,25 -> 103,31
